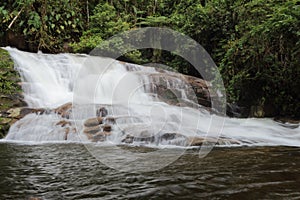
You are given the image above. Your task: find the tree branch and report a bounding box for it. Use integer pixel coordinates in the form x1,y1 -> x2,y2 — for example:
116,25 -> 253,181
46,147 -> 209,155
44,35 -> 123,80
7,7 -> 24,31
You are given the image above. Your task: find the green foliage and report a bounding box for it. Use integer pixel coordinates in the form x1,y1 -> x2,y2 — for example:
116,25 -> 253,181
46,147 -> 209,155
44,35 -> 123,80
0,49 -> 21,95
1,0 -> 299,117
71,3 -> 130,53
220,0 -> 300,117
1,0 -> 85,52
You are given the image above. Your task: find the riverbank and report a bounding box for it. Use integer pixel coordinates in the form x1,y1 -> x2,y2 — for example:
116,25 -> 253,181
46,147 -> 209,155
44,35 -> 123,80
0,48 -> 26,137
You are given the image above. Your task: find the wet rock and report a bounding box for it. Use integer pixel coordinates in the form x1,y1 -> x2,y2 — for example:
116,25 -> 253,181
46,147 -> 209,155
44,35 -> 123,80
102,124 -> 111,132
187,136 -> 220,146
54,102 -> 72,118
136,130 -> 155,143
187,137 -> 206,146
64,127 -> 70,140
227,103 -> 245,118
121,131 -> 156,144
7,108 -> 21,118
160,133 -> 187,141
19,107 -> 46,117
250,105 -> 265,118
84,126 -> 102,135
274,118 -> 300,129
91,131 -> 112,142
104,117 -> 116,124
97,107 -> 108,117
187,136 -> 240,146
84,117 -> 103,127
217,137 -> 241,145
56,120 -> 71,127
146,73 -> 214,109
4,107 -> 46,119
122,134 -> 134,143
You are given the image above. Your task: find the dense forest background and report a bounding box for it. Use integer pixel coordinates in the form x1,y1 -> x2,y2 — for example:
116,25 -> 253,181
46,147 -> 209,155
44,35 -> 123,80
0,0 -> 299,118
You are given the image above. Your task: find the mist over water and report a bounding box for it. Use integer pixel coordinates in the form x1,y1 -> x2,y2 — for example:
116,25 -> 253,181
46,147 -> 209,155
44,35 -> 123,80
3,47 -> 300,147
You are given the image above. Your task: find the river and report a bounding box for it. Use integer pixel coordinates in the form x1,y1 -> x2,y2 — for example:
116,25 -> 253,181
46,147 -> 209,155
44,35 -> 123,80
1,47 -> 300,199
1,143 -> 300,199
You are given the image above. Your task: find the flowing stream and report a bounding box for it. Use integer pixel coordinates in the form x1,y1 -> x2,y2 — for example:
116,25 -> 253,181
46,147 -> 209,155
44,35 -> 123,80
1,47 -> 300,199
2,47 -> 299,147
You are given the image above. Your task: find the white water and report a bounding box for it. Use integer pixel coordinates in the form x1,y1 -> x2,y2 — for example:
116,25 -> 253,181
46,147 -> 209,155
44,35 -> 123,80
3,47 -> 300,147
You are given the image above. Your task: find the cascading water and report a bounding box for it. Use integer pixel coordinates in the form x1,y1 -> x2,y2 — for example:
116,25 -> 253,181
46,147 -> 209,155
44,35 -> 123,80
2,47 -> 300,147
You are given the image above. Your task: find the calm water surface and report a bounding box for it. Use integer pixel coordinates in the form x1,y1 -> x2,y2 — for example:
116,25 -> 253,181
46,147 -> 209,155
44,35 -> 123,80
1,143 -> 300,200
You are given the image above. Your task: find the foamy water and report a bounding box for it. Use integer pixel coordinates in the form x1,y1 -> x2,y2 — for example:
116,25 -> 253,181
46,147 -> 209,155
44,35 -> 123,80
2,47 -> 299,147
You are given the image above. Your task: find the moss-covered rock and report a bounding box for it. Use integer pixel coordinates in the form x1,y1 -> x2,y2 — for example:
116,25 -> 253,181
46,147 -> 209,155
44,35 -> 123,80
0,48 -> 26,138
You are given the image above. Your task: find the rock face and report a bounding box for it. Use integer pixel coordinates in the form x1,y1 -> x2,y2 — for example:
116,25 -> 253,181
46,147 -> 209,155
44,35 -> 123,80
145,72 -> 214,108
0,107 -> 44,138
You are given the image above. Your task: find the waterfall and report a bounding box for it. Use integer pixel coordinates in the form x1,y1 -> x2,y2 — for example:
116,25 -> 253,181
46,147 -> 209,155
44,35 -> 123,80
2,47 -> 300,147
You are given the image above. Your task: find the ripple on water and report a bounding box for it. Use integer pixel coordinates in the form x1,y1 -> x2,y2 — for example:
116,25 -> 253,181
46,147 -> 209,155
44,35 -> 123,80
1,143 -> 300,199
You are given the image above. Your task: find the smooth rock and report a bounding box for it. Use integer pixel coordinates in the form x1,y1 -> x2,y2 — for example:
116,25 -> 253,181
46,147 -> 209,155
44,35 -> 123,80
84,117 -> 103,127
84,126 -> 102,134
102,124 -> 111,132
91,131 -> 112,142
54,102 -> 72,118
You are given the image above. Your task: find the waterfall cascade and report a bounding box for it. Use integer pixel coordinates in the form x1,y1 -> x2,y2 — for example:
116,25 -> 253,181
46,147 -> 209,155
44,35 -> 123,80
3,47 -> 300,147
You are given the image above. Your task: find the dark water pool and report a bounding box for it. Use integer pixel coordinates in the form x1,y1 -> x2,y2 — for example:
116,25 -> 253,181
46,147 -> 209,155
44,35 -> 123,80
1,143 -> 300,199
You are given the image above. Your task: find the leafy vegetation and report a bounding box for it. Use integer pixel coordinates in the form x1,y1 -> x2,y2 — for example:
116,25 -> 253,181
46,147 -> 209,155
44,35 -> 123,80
1,0 -> 85,52
0,49 -> 21,96
0,49 -> 23,137
0,0 -> 299,118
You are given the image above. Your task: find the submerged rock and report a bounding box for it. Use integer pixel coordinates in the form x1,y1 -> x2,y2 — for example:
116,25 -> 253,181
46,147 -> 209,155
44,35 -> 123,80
187,136 -> 240,146
90,131 -> 112,142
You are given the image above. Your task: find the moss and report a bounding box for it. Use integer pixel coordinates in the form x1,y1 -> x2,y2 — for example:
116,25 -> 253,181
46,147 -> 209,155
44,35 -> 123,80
0,49 -> 24,138
0,49 -> 22,96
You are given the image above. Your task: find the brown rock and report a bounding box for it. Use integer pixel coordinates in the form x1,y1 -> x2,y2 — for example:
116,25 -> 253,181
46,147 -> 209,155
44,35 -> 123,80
160,133 -> 187,141
54,102 -> 72,118
19,107 -> 46,117
5,107 -> 45,119
64,127 -> 70,140
102,124 -> 111,132
84,117 -> 103,127
187,136 -> 218,146
84,126 -> 102,135
104,117 -> 116,124
91,131 -> 112,142
187,136 -> 240,146
56,120 -> 71,127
